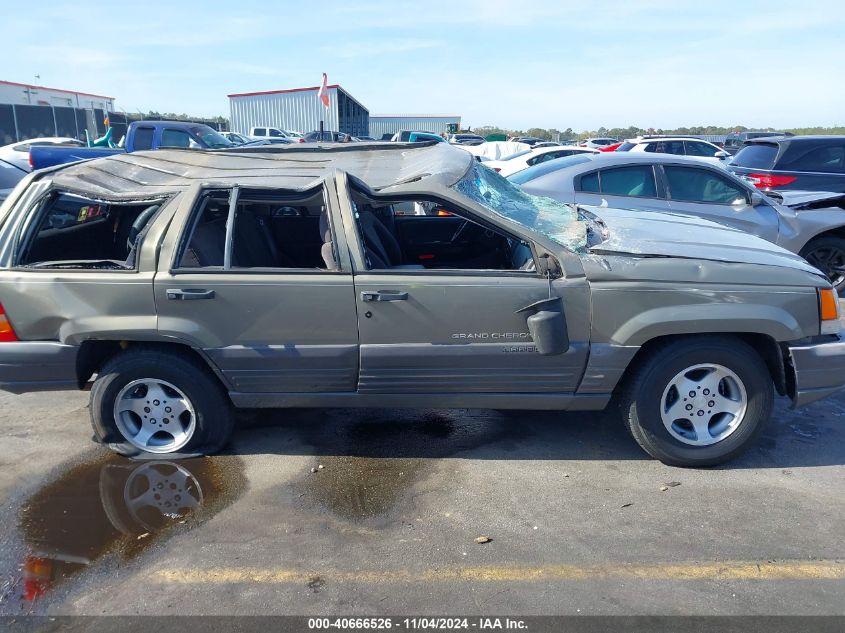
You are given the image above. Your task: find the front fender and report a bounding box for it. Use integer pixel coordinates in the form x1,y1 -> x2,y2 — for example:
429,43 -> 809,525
610,303 -> 806,346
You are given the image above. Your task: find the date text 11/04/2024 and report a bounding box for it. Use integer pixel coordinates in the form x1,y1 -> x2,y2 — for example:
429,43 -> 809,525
307,618 -> 528,629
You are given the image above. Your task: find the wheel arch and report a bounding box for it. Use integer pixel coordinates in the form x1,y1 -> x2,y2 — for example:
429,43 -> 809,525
76,339 -> 232,392
616,332 -> 787,397
797,225 -> 845,254
607,303 -> 806,346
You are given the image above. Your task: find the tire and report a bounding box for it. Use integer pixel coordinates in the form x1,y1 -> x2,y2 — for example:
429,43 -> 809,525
618,336 -> 773,467
799,235 -> 845,295
90,348 -> 234,457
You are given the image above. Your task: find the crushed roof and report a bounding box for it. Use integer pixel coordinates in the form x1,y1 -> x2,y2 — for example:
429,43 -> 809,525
48,142 -> 473,198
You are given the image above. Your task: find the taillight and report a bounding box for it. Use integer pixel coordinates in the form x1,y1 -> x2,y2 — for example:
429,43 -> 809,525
298,138 -> 305,143
745,173 -> 797,189
0,304 -> 19,342
493,167 -> 502,173
28,153 -> 34,169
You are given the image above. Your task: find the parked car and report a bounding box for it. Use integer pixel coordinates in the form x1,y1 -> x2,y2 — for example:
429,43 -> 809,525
448,133 -> 484,146
355,135 -> 377,141
509,153 -> 845,292
728,136 -> 845,193
512,137 -> 545,147
615,136 -> 731,166
29,121 -> 234,170
483,145 -> 599,176
598,142 -> 623,152
1,143 -> 844,467
532,142 -> 561,148
579,137 -> 618,149
0,137 -> 85,171
219,132 -> 252,145
303,131 -> 351,142
408,132 -> 445,143
724,131 -> 792,155
249,127 -> 293,141
0,158 -> 27,202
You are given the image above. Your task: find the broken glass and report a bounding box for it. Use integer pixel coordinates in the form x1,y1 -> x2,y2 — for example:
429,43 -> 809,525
452,163 -> 587,251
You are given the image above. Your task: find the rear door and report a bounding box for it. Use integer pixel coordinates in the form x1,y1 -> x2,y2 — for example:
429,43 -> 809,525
153,182 -> 359,395
663,164 -> 780,241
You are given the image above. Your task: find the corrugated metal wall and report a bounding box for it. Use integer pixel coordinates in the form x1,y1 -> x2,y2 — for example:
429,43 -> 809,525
230,87 -> 369,137
369,116 -> 461,139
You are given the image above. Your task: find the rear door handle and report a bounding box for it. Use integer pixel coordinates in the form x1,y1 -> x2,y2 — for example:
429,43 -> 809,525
166,288 -> 216,301
361,290 -> 409,302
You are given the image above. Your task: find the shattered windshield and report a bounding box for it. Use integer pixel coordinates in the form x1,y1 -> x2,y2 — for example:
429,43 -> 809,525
452,163 -> 587,251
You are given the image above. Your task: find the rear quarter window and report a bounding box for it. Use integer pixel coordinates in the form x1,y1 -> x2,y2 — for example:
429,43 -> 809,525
133,127 -> 155,151
777,141 -> 845,173
16,192 -> 166,269
731,143 -> 779,169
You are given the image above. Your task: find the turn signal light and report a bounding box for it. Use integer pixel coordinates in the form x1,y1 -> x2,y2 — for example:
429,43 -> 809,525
745,173 -> 797,189
819,288 -> 840,334
0,303 -> 18,342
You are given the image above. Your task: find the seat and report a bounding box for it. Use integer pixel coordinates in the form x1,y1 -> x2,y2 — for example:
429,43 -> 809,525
182,220 -> 226,267
232,211 -> 281,267
358,208 -> 423,269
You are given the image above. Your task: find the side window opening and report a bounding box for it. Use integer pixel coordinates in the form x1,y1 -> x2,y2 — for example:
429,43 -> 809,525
16,192 -> 167,269
177,187 -> 336,271
350,189 -> 537,273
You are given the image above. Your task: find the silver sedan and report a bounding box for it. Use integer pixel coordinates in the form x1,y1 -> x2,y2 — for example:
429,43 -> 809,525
510,153 -> 845,293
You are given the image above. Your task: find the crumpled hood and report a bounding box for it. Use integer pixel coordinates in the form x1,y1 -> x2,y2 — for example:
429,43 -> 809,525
586,206 -> 820,274
774,190 -> 845,209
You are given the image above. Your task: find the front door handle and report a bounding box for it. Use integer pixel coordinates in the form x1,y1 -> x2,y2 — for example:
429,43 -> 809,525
361,290 -> 409,302
166,288 -> 216,301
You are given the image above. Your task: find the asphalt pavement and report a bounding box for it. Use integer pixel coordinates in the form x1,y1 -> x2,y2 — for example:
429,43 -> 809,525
0,381 -> 843,617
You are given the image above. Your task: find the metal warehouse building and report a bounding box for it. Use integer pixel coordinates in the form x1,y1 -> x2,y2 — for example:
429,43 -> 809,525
369,114 -> 461,139
228,84 -> 369,138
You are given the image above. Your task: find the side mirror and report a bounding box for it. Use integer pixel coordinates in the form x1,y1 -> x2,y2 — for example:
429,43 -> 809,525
715,150 -> 730,159
516,296 -> 569,355
536,252 -> 562,279
189,139 -> 202,149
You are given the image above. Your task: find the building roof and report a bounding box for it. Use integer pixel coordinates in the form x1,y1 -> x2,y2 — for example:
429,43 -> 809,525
371,114 -> 462,119
0,80 -> 114,100
227,84 -> 341,98
48,142 -> 473,198
227,84 -> 369,113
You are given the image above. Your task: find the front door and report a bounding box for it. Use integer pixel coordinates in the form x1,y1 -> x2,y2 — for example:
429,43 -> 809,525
334,179 -> 590,396
663,164 -> 780,242
154,183 -> 359,394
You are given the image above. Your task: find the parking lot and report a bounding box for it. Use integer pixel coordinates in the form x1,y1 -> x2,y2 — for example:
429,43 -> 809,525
1,375 -> 843,616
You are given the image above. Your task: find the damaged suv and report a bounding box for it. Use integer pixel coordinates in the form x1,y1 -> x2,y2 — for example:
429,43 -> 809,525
1,142 -> 844,467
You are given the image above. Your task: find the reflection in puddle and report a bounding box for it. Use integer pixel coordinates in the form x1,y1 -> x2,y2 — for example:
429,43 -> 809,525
11,454 -> 245,610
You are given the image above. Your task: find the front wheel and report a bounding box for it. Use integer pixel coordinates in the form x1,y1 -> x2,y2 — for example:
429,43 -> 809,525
90,348 -> 234,456
800,236 -> 845,295
619,337 -> 773,467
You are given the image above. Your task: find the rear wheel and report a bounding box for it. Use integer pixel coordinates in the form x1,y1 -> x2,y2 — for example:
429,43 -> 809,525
90,348 -> 234,456
619,337 -> 773,467
800,235 -> 845,295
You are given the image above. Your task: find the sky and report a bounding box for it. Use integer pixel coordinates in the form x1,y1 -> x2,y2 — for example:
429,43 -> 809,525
3,0 -> 844,131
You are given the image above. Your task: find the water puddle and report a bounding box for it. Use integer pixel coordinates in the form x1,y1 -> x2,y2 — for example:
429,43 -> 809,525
299,410 -> 516,521
4,453 -> 245,611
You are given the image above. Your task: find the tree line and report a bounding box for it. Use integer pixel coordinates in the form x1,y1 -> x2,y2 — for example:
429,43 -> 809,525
469,124 -> 845,141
